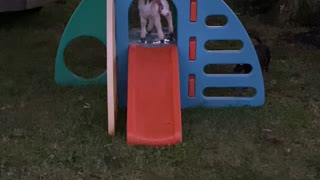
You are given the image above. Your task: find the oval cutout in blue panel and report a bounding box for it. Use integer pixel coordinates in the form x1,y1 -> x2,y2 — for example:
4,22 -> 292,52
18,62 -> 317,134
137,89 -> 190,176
205,40 -> 243,51
205,15 -> 228,26
204,64 -> 252,74
203,87 -> 256,97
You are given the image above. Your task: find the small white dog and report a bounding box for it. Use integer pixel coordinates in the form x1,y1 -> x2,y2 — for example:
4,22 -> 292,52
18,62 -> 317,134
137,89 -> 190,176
138,0 -> 174,43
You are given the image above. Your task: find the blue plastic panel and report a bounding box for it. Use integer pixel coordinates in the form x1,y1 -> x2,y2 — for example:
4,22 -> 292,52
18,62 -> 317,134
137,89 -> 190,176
115,0 -> 264,108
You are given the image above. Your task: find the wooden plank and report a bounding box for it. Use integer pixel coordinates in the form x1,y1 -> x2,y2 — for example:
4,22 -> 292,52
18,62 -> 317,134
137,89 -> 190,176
107,0 -> 117,136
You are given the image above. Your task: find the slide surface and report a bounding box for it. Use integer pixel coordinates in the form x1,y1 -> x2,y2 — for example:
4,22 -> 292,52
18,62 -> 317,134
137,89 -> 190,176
127,45 -> 182,146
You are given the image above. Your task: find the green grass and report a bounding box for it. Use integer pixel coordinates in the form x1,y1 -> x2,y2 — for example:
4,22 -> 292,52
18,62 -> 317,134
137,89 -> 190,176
1,0 -> 320,179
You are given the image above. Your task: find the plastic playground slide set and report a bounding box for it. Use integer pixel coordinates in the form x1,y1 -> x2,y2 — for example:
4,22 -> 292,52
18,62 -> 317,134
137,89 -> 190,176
54,0 -> 266,146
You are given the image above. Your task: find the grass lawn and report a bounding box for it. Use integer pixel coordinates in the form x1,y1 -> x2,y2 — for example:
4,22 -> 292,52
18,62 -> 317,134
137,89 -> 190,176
1,0 -> 320,179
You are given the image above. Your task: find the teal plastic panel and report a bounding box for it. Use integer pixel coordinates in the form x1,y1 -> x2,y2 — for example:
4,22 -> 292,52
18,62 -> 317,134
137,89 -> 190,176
55,0 -> 107,86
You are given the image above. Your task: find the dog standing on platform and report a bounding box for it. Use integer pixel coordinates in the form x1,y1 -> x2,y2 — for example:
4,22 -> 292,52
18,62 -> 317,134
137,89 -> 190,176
138,0 -> 174,43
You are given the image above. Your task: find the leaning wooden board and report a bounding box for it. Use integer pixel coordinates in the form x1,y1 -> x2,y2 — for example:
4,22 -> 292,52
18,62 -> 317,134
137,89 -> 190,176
106,0 -> 117,136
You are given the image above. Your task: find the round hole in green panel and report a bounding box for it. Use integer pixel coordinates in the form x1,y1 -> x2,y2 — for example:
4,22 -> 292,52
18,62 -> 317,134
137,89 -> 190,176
64,36 -> 106,79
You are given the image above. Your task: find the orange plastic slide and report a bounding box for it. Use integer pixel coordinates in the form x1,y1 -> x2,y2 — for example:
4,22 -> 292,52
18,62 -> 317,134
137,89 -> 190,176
127,45 -> 182,146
